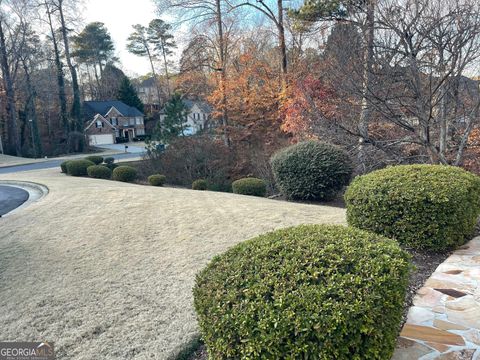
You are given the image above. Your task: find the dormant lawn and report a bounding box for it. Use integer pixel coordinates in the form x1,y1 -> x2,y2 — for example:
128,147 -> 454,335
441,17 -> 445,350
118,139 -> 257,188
0,169 -> 345,359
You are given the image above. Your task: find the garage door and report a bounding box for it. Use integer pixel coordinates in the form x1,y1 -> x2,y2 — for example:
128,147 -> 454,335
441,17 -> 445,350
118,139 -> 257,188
89,134 -> 115,145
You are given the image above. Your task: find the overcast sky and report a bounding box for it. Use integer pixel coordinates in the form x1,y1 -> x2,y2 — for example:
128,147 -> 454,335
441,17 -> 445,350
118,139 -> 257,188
84,0 -> 160,77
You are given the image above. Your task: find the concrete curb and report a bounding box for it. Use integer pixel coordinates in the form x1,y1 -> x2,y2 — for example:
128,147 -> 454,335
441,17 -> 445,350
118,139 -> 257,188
0,180 -> 49,217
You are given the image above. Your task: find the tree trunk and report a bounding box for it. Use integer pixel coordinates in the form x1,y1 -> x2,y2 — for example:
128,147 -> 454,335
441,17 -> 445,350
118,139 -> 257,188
58,0 -> 82,133
22,60 -> 42,157
146,46 -> 162,106
161,43 -> 171,97
357,0 -> 375,173
277,0 -> 287,75
0,19 -> 21,156
216,0 -> 230,147
45,2 -> 69,137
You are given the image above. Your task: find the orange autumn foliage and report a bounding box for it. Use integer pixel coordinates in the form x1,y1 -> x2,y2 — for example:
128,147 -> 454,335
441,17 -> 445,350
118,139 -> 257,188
208,51 -> 285,146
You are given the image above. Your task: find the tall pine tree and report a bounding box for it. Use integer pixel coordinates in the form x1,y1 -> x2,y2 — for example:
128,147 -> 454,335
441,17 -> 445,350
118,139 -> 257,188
117,77 -> 144,113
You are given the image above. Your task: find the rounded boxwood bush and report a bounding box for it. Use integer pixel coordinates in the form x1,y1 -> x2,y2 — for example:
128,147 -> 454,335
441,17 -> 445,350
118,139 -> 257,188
66,159 -> 95,176
194,224 -> 410,360
345,164 -> 480,251
112,166 -> 137,182
84,155 -> 103,165
87,165 -> 112,179
271,141 -> 353,201
104,157 -> 115,165
148,174 -> 166,186
232,177 -> 266,197
60,160 -> 71,173
192,179 -> 208,191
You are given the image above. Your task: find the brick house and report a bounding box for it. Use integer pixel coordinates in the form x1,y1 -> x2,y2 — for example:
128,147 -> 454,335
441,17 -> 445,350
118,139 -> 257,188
84,101 -> 145,145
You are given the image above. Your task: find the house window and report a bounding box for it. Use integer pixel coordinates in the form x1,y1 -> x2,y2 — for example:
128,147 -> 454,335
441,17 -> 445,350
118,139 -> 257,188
96,120 -> 103,128
111,117 -> 117,126
203,113 -> 207,120
136,118 -> 143,125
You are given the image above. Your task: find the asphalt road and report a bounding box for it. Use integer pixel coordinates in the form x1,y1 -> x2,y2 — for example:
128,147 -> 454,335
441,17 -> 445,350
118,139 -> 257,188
0,152 -> 144,174
0,185 -> 29,216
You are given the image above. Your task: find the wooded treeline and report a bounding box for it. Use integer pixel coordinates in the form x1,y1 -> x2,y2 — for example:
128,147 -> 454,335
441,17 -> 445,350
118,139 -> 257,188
157,0 -> 480,174
1,0 -> 480,175
0,0 -> 134,157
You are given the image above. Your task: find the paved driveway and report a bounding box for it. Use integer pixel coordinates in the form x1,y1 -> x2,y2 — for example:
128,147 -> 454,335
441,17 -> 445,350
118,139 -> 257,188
0,169 -> 346,359
97,143 -> 145,154
0,185 -> 29,215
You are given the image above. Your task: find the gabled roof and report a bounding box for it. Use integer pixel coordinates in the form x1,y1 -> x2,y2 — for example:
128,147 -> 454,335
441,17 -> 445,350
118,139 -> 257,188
183,99 -> 213,113
138,77 -> 156,88
85,114 -> 116,131
84,100 -> 144,120
160,99 -> 212,114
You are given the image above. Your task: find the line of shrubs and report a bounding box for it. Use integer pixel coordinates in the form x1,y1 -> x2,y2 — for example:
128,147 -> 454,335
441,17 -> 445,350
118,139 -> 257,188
192,141 -> 480,359
60,156 -> 172,187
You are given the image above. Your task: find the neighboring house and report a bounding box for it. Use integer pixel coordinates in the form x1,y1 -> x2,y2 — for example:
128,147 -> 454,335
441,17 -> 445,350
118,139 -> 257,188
159,99 -> 212,136
136,77 -> 160,105
84,100 -> 145,145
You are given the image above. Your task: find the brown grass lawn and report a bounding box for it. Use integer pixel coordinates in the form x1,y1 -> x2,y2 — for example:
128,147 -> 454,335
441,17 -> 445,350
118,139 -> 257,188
0,168 -> 345,359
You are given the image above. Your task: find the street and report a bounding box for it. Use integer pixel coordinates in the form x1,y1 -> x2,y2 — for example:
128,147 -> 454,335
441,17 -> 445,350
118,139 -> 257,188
0,185 -> 29,215
0,152 -> 144,174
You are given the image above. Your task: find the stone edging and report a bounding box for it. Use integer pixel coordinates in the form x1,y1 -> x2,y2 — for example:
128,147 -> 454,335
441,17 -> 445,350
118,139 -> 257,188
0,180 -> 49,217
392,237 -> 480,359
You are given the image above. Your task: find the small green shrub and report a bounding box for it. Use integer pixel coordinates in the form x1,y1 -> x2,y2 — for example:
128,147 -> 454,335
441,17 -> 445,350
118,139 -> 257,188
84,155 -> 104,165
192,179 -> 208,191
345,164 -> 480,251
271,141 -> 353,201
104,157 -> 115,165
207,182 -> 232,193
112,166 -> 137,182
148,174 -> 166,186
60,160 -> 71,173
194,225 -> 411,360
87,165 -> 112,179
66,159 -> 95,176
232,177 -> 266,197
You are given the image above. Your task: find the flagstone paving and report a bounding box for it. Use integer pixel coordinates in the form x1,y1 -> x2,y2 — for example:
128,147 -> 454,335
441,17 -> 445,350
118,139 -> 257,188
392,237 -> 480,359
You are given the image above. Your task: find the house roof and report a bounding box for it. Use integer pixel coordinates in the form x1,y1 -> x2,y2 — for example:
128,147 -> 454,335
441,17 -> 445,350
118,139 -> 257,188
160,99 -> 212,114
84,100 -> 144,119
138,77 -> 156,88
85,114 -> 116,132
183,99 -> 213,113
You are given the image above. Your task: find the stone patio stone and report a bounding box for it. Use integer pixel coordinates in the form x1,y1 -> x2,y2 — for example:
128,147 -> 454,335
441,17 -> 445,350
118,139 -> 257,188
400,324 -> 465,346
394,237 -> 480,359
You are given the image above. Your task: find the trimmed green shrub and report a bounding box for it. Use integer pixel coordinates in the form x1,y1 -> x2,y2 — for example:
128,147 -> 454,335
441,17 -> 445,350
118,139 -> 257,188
87,165 -> 112,180
232,177 -> 266,197
112,166 -> 137,182
207,182 -> 232,193
148,174 -> 166,186
345,164 -> 480,251
194,225 -> 411,360
84,155 -> 104,165
104,157 -> 115,165
192,179 -> 208,191
66,159 -> 95,176
60,160 -> 71,173
271,141 -> 353,201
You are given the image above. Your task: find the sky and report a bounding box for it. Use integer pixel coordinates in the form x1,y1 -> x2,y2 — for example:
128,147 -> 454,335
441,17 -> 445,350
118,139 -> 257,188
84,0 -> 160,77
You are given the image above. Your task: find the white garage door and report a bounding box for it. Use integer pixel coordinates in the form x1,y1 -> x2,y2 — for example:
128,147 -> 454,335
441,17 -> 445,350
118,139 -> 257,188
89,134 -> 115,145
